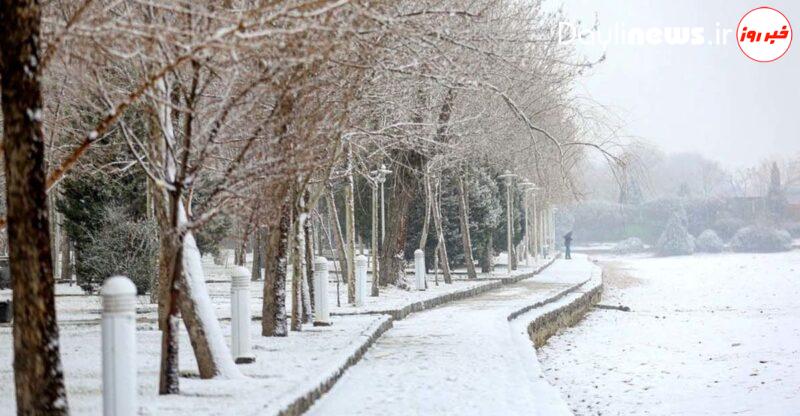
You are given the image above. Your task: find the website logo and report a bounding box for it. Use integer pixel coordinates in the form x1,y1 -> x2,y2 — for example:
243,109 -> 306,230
737,6 -> 792,62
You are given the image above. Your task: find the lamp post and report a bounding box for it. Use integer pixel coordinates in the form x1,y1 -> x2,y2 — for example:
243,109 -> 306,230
498,170 -> 517,273
368,164 -> 392,296
373,164 -> 392,244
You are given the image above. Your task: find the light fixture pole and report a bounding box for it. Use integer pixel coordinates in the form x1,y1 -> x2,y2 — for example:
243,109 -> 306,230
368,164 -> 392,297
498,170 -> 517,273
375,164 -> 392,244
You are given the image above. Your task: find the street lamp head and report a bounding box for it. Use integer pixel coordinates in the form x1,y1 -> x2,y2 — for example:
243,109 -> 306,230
371,164 -> 393,184
498,170 -> 517,182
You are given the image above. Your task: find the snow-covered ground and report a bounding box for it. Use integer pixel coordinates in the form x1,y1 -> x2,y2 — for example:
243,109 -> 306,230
0,252 -> 542,323
0,251 -> 552,414
538,250 -> 800,416
307,256 -> 598,416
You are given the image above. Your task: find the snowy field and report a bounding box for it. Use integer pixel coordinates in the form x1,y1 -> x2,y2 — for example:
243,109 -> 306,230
538,250 -> 800,416
0,251 -> 551,414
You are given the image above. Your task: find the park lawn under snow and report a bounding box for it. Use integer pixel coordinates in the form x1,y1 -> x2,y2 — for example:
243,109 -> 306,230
0,252 -> 531,324
0,251 -> 547,414
538,250 -> 800,416
0,297 -> 391,415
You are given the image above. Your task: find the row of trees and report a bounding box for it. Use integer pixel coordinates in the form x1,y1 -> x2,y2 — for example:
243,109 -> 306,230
0,0 -> 617,413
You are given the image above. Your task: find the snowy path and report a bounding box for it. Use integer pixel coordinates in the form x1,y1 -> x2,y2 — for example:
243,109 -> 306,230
539,251 -> 800,416
307,257 -> 598,416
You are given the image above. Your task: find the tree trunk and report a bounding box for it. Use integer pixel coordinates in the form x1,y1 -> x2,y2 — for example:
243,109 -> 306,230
326,192 -> 351,292
481,234 -> 493,273
457,177 -> 477,279
419,170 -> 432,251
304,203 -> 315,316
234,221 -> 249,267
152,80 -> 240,386
262,198 -> 290,336
290,198 -> 306,331
1,1 -> 69,410
431,179 -> 452,283
344,149 -> 357,304
251,227 -> 263,280
158,223 -> 181,394
59,233 -> 72,281
379,149 -> 424,285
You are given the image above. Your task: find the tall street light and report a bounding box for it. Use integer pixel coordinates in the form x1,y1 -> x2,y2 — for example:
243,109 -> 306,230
374,164 -> 392,244
368,164 -> 392,296
498,170 -> 517,273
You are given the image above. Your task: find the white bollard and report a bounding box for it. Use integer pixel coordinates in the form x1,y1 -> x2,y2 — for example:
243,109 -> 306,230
355,255 -> 368,307
313,257 -> 332,326
231,266 -> 255,364
414,249 -> 426,291
101,276 -> 137,416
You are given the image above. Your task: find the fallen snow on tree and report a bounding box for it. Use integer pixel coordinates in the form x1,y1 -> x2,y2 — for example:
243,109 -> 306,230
730,225 -> 792,253
612,237 -> 645,254
655,213 -> 694,256
695,229 -> 724,253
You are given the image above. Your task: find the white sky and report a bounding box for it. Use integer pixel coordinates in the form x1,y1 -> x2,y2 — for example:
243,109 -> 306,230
548,0 -> 800,168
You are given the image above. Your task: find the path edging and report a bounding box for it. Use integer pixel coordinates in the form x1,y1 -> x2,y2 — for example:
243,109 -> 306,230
527,278 -> 603,348
277,256 -> 558,416
275,316 -> 394,416
331,255 -> 558,320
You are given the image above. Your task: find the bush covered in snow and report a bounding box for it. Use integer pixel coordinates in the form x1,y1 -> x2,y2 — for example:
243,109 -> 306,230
730,226 -> 792,253
612,237 -> 645,254
0,267 -> 9,290
80,206 -> 158,294
695,229 -> 724,253
655,214 -> 695,256
713,217 -> 746,240
786,223 -> 800,238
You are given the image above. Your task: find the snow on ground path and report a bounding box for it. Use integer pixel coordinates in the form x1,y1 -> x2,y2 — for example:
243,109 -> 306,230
306,256 -> 598,416
539,251 -> 800,416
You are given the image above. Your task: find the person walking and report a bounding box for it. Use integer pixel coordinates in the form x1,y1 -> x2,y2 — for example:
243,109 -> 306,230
563,231 -> 573,260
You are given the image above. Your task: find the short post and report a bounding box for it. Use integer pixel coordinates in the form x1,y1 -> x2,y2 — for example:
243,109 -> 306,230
231,266 -> 255,364
102,276 -> 137,416
414,249 -> 426,291
313,257 -> 332,326
355,254 -> 368,307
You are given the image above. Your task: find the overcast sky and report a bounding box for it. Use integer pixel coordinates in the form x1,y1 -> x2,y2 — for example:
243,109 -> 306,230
548,0 -> 800,168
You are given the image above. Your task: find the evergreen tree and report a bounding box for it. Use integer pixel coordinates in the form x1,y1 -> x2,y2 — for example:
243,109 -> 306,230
655,213 -> 695,256
56,138 -> 150,291
766,162 -> 787,221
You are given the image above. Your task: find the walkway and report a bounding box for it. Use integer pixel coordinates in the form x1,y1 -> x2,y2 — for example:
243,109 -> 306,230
306,256 -> 599,416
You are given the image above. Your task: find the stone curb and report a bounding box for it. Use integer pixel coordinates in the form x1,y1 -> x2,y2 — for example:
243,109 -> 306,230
276,256 -> 559,416
526,274 -> 604,349
506,278 -> 591,323
275,316 -> 394,416
331,255 -> 559,320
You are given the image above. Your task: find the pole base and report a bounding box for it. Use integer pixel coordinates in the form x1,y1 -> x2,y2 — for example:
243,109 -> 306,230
235,356 -> 256,364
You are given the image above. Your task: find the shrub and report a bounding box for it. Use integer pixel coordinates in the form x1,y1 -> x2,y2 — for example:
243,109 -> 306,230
80,206 -> 158,294
0,266 -> 9,290
656,214 -> 695,256
786,223 -> 800,238
695,229 -> 724,253
612,237 -> 645,254
713,217 -> 746,240
730,226 -> 792,253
